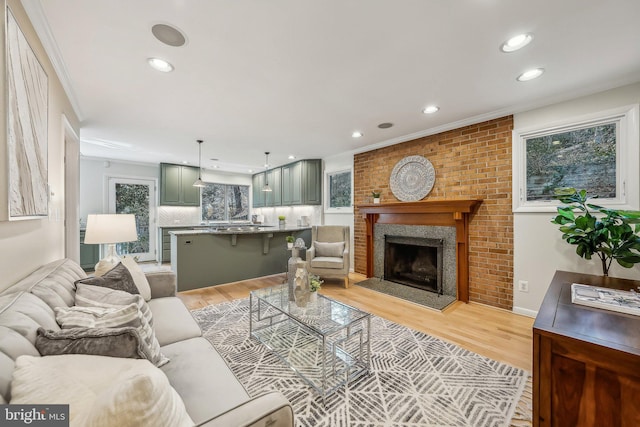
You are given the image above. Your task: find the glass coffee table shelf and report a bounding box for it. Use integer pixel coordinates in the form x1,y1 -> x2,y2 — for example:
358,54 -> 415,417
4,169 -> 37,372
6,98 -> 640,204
249,285 -> 371,404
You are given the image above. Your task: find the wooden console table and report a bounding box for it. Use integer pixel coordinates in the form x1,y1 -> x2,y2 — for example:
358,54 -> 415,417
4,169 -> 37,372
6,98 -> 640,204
533,271 -> 640,427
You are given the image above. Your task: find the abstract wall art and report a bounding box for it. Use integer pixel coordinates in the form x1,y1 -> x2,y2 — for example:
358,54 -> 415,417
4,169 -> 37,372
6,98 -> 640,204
6,7 -> 48,219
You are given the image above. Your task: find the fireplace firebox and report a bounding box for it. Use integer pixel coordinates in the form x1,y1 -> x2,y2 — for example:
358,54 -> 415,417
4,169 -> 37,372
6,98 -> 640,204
384,235 -> 443,294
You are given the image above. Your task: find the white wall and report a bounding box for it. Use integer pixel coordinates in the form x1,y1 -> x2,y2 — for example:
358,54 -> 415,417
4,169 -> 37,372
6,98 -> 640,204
79,158 -> 159,224
323,152 -> 355,270
0,1 -> 80,292
512,82 -> 640,317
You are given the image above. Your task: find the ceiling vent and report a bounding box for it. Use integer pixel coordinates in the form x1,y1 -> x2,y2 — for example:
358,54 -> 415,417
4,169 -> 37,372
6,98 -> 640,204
152,24 -> 187,47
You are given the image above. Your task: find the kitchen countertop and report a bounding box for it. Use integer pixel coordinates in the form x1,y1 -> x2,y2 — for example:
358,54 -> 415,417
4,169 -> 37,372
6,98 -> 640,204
159,224 -> 224,229
169,225 -> 311,236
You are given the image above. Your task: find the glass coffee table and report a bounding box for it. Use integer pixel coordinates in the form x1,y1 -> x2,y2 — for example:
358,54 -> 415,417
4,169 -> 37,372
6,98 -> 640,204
249,285 -> 371,404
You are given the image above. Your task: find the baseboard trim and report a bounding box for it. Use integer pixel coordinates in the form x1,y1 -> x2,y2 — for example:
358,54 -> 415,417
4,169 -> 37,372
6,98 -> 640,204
513,306 -> 538,318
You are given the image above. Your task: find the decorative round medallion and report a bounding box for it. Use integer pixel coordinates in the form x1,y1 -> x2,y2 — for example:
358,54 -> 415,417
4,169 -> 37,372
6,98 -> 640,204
389,155 -> 435,202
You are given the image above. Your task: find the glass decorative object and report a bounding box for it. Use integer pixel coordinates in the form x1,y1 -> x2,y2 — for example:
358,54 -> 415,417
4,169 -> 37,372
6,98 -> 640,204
293,261 -> 310,307
287,255 -> 301,301
293,238 -> 307,261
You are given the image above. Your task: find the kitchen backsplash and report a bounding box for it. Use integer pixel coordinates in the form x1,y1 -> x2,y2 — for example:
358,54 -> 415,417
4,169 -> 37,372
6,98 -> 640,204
159,205 -> 322,227
158,206 -> 200,226
252,205 -> 322,226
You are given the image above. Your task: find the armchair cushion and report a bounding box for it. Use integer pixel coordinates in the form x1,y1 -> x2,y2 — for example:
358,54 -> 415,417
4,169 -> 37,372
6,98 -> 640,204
313,241 -> 345,258
310,257 -> 345,270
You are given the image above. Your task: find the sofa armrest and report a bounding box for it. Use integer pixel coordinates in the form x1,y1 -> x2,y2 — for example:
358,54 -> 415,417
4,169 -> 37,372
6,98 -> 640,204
145,271 -> 177,298
197,391 -> 293,427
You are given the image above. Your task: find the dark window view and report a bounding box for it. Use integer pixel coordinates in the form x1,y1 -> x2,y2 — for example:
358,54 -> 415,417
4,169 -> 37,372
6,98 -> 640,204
114,183 -> 149,254
525,123 -> 616,201
202,183 -> 249,222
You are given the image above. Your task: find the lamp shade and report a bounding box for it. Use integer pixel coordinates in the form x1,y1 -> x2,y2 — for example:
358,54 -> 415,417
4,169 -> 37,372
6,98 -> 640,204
84,214 -> 138,244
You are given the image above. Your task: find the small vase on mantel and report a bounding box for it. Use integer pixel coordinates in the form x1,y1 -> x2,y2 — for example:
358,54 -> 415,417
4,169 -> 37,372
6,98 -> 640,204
371,191 -> 381,204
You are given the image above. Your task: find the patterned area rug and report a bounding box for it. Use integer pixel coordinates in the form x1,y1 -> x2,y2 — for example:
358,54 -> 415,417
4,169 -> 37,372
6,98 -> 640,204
192,299 -> 528,427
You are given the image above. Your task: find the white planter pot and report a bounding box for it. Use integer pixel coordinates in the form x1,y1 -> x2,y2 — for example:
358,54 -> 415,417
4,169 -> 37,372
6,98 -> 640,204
373,198 -> 380,204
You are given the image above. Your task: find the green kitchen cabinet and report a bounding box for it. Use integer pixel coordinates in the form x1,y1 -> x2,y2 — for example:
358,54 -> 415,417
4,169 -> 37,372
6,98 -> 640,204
252,173 -> 266,208
160,163 -> 201,206
282,161 -> 302,205
253,159 -> 322,207
265,167 -> 282,206
160,227 -> 180,263
253,168 -> 282,207
301,159 -> 322,205
79,230 -> 99,271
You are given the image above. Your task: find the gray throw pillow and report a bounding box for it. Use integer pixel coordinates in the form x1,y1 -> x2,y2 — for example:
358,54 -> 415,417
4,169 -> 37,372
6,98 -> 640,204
36,327 -> 145,359
314,241 -> 345,257
75,262 -> 139,295
73,284 -> 168,367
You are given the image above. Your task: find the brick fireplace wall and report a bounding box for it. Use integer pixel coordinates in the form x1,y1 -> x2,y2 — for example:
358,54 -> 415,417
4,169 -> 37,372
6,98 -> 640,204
354,116 -> 514,309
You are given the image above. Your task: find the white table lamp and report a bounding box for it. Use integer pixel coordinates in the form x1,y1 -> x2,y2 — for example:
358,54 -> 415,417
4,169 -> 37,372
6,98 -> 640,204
84,214 -> 138,276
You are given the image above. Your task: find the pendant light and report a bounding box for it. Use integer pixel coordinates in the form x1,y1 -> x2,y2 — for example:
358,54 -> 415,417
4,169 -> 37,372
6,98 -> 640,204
262,152 -> 273,192
193,139 -> 206,187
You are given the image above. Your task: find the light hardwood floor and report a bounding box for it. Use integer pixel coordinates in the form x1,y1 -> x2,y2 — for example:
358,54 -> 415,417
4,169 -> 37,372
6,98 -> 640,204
178,272 -> 534,371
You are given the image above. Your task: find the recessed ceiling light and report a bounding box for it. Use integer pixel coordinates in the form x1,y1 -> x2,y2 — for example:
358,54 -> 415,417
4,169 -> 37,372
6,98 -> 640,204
517,68 -> 544,81
248,169 -> 253,173
288,155 -> 296,160
151,23 -> 187,47
147,57 -> 174,72
352,131 -> 364,138
182,160 -> 189,164
378,122 -> 393,129
422,106 -> 439,114
500,33 -> 533,52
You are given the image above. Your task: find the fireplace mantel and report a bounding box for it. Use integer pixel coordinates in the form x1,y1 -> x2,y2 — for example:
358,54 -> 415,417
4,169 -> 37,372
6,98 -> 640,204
357,199 -> 482,302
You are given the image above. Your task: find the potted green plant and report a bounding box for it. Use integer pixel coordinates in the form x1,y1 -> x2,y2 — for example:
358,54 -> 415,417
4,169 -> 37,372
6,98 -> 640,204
309,274 -> 323,302
286,235 -> 295,249
371,190 -> 381,204
278,215 -> 286,228
551,188 -> 640,276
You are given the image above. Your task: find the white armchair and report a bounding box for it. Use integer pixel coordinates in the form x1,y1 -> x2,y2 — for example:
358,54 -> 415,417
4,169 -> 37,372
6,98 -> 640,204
306,225 -> 350,288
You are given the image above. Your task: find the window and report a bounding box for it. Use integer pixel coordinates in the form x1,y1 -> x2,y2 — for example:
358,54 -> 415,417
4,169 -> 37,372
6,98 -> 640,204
513,104 -> 639,212
325,169 -> 352,213
201,183 -> 249,222
108,177 -> 156,262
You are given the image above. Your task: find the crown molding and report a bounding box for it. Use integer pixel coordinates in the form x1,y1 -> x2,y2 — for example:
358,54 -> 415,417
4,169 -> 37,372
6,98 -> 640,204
21,0 -> 84,120
339,75 -> 640,159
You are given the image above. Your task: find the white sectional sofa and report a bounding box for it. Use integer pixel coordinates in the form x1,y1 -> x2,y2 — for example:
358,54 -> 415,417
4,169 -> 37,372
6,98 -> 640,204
0,258 -> 293,426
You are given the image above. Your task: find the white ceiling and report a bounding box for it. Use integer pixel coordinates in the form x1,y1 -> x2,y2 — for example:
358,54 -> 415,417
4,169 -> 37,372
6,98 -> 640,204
23,0 -> 640,174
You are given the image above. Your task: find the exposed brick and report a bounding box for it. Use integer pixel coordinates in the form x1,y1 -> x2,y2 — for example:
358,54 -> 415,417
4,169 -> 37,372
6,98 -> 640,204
353,116 -> 514,310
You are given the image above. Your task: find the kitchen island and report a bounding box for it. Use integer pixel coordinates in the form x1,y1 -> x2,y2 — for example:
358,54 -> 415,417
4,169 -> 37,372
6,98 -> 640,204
170,226 -> 311,291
